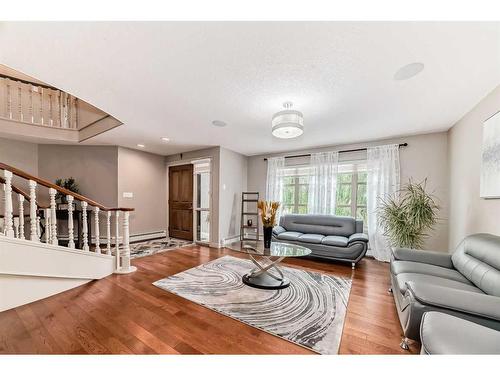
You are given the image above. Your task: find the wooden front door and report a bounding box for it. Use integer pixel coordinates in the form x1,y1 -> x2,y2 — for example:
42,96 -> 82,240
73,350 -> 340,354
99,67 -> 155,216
169,164 -> 194,240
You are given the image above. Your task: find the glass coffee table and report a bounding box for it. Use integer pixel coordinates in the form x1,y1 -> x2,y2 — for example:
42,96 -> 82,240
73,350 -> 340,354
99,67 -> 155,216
226,240 -> 311,290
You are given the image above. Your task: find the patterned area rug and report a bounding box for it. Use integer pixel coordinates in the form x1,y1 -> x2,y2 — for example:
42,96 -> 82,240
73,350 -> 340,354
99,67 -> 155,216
129,237 -> 193,259
153,255 -> 352,354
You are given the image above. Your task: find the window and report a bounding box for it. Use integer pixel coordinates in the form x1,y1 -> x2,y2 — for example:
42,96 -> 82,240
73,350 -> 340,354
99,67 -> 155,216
279,162 -> 368,225
335,163 -> 367,224
281,167 -> 310,214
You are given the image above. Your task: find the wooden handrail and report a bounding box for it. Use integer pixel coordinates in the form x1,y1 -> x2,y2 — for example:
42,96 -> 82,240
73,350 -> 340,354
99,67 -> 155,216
0,177 -> 50,209
0,162 -> 134,212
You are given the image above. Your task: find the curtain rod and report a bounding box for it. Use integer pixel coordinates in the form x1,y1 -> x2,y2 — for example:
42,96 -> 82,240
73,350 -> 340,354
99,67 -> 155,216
263,143 -> 408,161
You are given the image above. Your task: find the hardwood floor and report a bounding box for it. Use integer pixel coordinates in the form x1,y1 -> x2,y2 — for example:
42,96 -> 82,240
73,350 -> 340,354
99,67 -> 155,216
0,245 -> 419,354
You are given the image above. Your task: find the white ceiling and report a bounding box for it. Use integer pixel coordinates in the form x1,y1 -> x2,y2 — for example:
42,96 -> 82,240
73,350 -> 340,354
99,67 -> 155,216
0,22 -> 499,156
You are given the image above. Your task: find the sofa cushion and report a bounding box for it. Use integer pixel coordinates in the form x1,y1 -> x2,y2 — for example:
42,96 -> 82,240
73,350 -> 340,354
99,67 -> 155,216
451,233 -> 500,297
279,214 -> 356,237
420,312 -> 500,355
395,273 -> 483,295
391,261 -> 472,285
276,231 -> 303,241
298,234 -> 325,244
322,235 -> 348,247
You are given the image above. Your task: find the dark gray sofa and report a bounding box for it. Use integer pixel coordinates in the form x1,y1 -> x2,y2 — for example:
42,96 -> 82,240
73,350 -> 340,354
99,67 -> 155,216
272,214 -> 369,268
390,233 -> 500,350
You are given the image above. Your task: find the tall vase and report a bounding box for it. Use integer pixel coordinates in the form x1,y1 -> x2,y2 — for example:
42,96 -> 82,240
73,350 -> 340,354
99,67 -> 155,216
263,226 -> 272,249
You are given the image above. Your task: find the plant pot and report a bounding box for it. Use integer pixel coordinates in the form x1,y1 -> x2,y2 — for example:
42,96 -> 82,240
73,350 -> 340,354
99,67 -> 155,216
263,226 -> 272,249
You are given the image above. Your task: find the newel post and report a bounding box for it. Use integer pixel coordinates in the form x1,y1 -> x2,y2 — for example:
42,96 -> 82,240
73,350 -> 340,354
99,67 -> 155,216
3,170 -> 14,237
114,210 -> 136,274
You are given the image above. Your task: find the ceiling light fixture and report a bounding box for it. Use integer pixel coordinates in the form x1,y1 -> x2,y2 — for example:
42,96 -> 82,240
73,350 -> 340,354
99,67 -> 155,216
272,102 -> 304,139
212,120 -> 227,127
137,144 -> 145,148
394,62 -> 425,80
161,137 -> 170,142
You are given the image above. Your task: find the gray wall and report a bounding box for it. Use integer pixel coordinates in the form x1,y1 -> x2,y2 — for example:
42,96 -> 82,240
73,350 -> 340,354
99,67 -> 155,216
219,147 -> 248,244
248,132 -> 450,251
38,145 -> 118,207
447,85 -> 500,248
0,137 -> 38,176
117,147 -> 167,235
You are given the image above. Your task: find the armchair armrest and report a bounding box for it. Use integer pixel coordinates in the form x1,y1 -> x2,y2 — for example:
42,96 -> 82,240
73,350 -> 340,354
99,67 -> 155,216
272,226 -> 286,236
392,248 -> 453,268
406,282 -> 500,321
348,233 -> 368,244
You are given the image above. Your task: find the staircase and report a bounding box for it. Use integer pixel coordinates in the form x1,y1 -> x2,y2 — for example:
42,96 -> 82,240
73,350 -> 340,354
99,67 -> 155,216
0,162 -> 136,312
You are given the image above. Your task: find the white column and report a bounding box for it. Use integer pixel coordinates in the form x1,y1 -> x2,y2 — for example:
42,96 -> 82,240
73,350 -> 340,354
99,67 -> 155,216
115,211 -> 136,273
3,170 -> 14,237
106,210 -> 111,254
67,195 -> 75,249
29,180 -> 39,241
18,194 -> 25,239
115,210 -> 120,270
48,188 -> 58,245
81,201 -> 89,251
94,206 -> 101,254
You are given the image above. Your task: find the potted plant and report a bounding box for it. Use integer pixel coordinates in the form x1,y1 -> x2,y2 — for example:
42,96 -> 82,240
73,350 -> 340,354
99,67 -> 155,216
55,177 -> 80,206
257,200 -> 280,249
378,179 -> 439,249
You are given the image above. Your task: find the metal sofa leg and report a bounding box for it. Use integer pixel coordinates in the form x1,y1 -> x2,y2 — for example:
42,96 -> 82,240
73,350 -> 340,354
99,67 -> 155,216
400,337 -> 410,350
351,262 -> 355,269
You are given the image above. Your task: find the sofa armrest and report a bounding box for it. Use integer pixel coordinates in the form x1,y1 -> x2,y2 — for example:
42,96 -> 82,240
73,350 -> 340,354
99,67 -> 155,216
348,233 -> 368,244
392,248 -> 453,268
272,226 -> 286,236
406,282 -> 500,321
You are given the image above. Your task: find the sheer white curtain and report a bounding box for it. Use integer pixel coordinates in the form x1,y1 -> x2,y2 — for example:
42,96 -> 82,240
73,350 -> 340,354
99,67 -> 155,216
307,151 -> 339,214
266,157 -> 286,218
367,144 -> 401,262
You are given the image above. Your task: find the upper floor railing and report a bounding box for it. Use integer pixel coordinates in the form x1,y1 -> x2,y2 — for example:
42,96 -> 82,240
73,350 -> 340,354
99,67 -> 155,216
0,162 -> 136,274
0,74 -> 79,130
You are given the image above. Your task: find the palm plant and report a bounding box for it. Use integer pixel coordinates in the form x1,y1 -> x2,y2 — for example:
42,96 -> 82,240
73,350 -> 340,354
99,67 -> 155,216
378,179 -> 439,249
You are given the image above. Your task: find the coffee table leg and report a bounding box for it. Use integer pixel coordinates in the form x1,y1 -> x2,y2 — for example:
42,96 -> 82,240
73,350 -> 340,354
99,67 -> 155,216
243,255 -> 290,289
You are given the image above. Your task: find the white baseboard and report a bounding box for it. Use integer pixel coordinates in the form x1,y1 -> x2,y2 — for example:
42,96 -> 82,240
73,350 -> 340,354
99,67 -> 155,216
84,230 -> 167,245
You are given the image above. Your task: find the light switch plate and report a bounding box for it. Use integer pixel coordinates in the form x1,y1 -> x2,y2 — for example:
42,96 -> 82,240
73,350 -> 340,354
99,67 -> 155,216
123,192 -> 133,198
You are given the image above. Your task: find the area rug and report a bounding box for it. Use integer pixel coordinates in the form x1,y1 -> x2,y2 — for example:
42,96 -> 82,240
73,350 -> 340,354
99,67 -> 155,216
129,237 -> 193,259
153,255 -> 352,354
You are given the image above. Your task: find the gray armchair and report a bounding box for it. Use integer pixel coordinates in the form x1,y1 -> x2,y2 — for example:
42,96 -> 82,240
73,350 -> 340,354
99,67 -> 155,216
390,233 -> 500,349
272,214 -> 369,268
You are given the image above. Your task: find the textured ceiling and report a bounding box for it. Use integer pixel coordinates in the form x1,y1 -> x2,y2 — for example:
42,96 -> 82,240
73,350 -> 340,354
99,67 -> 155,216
0,22 -> 499,155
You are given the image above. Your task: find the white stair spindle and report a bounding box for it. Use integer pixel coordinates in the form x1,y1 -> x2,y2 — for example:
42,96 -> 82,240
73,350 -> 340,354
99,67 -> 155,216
36,216 -> 41,239
13,216 -> 19,238
48,188 -> 58,245
3,170 -> 14,237
106,210 -> 111,254
94,206 -> 101,254
67,195 -> 75,249
45,208 -> 51,243
81,201 -> 89,251
115,210 -> 120,270
29,180 -> 39,241
18,194 -> 25,239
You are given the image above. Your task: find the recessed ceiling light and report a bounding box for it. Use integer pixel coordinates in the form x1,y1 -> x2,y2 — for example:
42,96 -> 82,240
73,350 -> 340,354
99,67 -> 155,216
212,120 -> 227,127
394,62 -> 425,81
161,137 -> 170,142
137,144 -> 145,148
